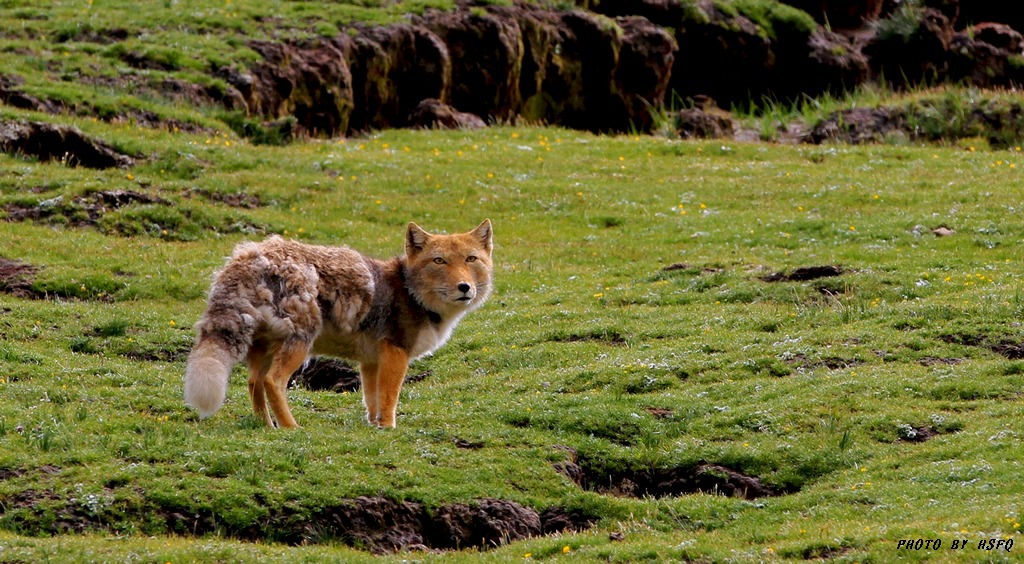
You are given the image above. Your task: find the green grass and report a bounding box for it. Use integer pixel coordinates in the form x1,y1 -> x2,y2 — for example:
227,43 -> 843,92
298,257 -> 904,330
2,118 -> 1024,561
2,0 -> 1024,562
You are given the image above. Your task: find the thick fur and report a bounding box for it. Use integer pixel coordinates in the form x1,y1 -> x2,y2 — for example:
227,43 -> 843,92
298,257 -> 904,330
184,220 -> 493,428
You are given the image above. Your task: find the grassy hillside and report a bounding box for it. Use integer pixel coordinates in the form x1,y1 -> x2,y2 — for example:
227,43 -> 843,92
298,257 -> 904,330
2,1 -> 1024,563
2,120 -> 1024,561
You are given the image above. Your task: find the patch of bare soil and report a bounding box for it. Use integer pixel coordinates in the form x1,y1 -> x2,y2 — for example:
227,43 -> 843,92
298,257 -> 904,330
897,425 -> 939,443
785,353 -> 865,372
939,333 -> 1024,360
761,265 -> 844,282
548,329 -> 627,346
0,257 -> 39,298
919,356 -> 965,367
3,189 -> 168,229
188,188 -> 266,209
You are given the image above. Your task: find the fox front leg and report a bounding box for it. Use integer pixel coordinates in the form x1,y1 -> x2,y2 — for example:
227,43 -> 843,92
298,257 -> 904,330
375,342 -> 410,428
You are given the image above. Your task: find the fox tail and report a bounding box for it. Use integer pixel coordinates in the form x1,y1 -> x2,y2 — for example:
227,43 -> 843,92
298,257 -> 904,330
184,334 -> 242,419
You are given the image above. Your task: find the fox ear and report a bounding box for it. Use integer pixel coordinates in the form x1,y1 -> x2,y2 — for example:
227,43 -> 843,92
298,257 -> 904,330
471,219 -> 492,252
406,222 -> 431,256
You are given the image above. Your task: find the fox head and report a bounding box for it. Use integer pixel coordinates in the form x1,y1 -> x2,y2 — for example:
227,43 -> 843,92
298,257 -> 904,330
405,219 -> 493,317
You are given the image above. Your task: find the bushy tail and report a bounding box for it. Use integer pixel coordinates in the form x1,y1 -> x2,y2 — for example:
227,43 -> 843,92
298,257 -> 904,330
184,336 -> 238,419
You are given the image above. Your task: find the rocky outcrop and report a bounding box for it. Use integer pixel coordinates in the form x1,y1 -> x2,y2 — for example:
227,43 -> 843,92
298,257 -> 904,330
616,16 -> 677,132
423,9 -> 523,124
342,24 -> 452,133
240,40 -> 355,137
191,1 -> 1024,139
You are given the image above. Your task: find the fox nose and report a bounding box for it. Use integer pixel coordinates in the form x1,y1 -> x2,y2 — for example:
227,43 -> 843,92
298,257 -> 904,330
457,282 -> 471,294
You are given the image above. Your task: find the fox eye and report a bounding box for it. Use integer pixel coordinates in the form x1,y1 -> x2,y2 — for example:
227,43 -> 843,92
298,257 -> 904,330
466,256 -> 477,263
433,257 -> 445,265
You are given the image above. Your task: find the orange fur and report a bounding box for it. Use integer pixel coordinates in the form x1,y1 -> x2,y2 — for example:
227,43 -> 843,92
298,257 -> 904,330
184,220 -> 493,428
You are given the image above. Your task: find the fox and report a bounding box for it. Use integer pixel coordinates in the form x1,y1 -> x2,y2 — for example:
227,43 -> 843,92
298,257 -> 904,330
183,220 -> 493,429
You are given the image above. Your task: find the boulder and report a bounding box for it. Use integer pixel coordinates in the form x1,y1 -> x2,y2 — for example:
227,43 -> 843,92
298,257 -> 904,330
408,98 -> 486,130
808,107 -> 907,144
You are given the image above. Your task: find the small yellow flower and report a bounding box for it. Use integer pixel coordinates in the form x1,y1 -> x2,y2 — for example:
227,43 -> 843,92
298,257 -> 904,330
169,321 -> 176,326
593,293 -> 604,298
562,545 -> 571,554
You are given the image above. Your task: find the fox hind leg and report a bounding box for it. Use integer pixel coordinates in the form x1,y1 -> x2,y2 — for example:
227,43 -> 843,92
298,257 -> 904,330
359,362 -> 381,426
261,341 -> 310,429
246,342 -> 275,427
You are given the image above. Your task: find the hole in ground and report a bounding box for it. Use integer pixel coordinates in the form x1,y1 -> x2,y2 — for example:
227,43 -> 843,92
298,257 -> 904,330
554,447 -> 792,500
